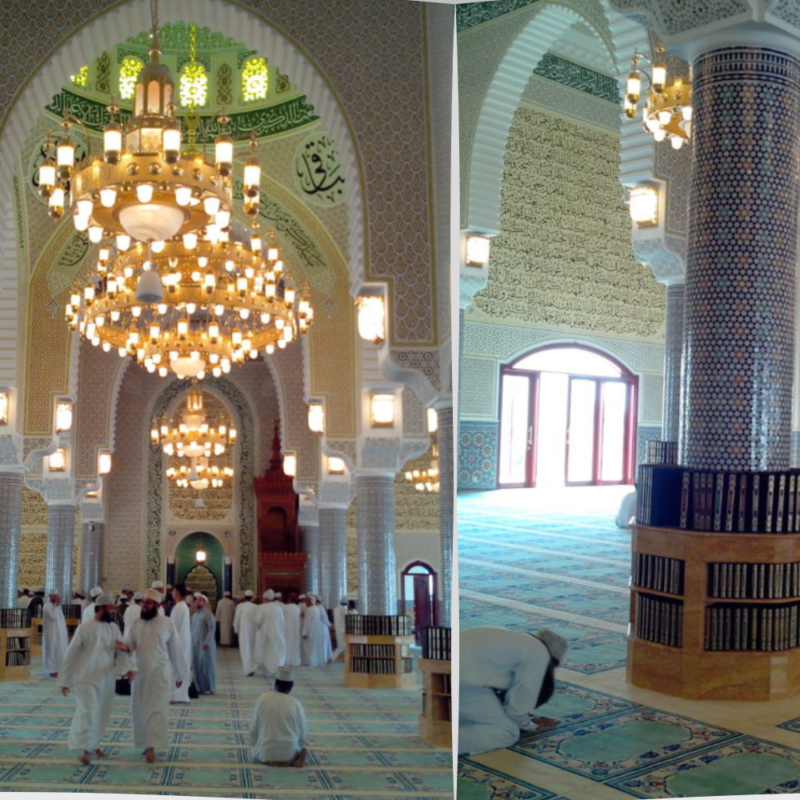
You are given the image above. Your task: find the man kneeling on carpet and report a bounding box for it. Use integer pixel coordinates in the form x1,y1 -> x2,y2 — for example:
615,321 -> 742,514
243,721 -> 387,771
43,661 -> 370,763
250,667 -> 309,767
459,626 -> 568,756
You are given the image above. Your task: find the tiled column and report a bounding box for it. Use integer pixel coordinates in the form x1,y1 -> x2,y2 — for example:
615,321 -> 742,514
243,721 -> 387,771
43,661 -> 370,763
681,47 -> 800,471
300,524 -> 320,596
0,470 -> 24,607
45,504 -> 76,599
662,284 -> 685,443
437,404 -> 453,626
80,522 -> 103,594
319,506 -> 347,608
355,473 -> 397,615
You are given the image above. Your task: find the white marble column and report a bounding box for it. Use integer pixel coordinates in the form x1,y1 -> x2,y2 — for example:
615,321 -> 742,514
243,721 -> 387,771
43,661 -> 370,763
80,521 -> 103,594
319,505 -> 347,608
300,524 -> 321,596
436,404 -> 453,626
0,469 -> 24,607
45,503 -> 76,599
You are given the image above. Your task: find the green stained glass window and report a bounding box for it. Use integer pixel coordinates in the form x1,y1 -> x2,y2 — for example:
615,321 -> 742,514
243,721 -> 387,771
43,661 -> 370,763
242,57 -> 268,102
119,57 -> 143,100
70,66 -> 89,87
180,62 -> 208,108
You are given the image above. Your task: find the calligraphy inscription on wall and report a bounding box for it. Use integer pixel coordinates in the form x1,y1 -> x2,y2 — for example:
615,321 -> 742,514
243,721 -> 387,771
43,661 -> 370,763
473,106 -> 665,339
294,132 -> 345,208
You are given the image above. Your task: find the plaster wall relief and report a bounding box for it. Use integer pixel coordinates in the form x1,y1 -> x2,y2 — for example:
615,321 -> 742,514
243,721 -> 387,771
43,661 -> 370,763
395,446 -> 440,535
471,105 -> 666,338
606,0 -> 749,36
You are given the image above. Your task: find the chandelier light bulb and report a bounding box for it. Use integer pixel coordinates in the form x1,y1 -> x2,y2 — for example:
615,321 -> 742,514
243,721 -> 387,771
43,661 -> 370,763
671,136 -> 684,150
136,183 -> 154,203
162,125 -> 181,163
183,232 -> 197,249
38,159 -> 56,196
175,185 -> 192,206
48,187 -> 66,219
653,128 -> 666,143
652,64 -> 667,93
215,209 -> 231,229
626,70 -> 641,104
100,187 -> 117,208
682,105 -> 693,121
73,213 -> 90,232
151,240 -> 165,253
88,225 -> 104,244
103,123 -> 122,164
658,110 -> 672,126
203,196 -> 221,217
116,233 -> 131,251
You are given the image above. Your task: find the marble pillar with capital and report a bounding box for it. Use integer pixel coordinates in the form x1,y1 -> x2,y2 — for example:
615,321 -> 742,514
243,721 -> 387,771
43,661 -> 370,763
45,504 -> 76,600
436,404 -> 453,626
0,470 -> 24,607
319,506 -> 347,608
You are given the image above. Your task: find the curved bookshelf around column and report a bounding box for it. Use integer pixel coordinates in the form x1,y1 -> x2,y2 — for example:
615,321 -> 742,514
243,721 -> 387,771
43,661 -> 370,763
629,524 -> 800,700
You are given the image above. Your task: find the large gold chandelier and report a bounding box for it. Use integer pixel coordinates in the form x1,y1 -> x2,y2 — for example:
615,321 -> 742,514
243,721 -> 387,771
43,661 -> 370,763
624,46 -> 692,150
41,4 -> 312,380
152,389 -> 235,490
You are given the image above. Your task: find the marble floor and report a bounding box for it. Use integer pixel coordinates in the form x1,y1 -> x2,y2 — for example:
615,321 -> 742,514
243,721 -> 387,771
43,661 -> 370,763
0,647 -> 453,798
457,486 -> 800,799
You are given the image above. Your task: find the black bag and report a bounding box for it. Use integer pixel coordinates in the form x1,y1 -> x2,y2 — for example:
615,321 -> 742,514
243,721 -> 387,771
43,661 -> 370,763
115,677 -> 131,696
188,680 -> 199,699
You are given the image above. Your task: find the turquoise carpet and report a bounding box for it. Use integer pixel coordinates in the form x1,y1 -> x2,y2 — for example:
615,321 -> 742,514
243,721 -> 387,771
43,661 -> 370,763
457,488 -> 800,799
0,648 -> 452,797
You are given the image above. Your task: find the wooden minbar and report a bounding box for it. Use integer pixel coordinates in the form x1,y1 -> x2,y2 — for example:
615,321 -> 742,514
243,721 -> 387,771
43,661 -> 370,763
344,615 -> 416,690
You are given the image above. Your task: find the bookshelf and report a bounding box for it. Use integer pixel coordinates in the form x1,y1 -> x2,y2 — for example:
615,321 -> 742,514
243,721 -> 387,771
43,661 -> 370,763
343,615 -> 415,690
0,609 -> 31,681
418,628 -> 451,748
629,524 -> 800,700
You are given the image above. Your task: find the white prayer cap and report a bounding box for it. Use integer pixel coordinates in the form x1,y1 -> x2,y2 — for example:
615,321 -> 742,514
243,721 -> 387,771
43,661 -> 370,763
536,629 -> 568,664
96,593 -> 116,606
144,588 -> 162,602
194,593 -> 208,603
223,591 -> 231,597
152,581 -> 164,590
244,590 -> 254,597
298,594 -> 306,600
133,591 -> 144,601
89,586 -> 103,598
340,596 -> 348,604
48,588 -> 59,595
264,589 -> 275,600
277,667 -> 294,683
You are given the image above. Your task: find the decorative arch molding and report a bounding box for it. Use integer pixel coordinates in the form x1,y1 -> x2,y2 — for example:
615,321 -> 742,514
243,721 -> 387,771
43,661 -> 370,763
502,336 -> 641,377
0,0 -> 366,391
145,376 -> 256,590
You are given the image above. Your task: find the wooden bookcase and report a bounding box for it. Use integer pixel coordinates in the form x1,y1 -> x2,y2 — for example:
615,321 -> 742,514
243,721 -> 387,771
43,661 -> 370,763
344,634 -> 416,690
418,657 -> 451,747
0,624 -> 31,681
629,524 -> 800,700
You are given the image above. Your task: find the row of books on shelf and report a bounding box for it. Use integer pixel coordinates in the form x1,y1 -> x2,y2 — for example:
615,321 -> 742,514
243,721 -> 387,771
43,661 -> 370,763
0,609 -> 30,629
437,674 -> 451,694
422,627 -> 451,661
422,694 -> 451,720
638,465 -> 800,533
349,657 -> 414,674
5,637 -> 28,650
5,651 -> 29,667
709,562 -> 800,599
705,604 -> 800,651
632,554 -> 685,595
345,615 -> 412,636
634,593 -> 683,647
350,644 -> 408,658
646,440 -> 679,465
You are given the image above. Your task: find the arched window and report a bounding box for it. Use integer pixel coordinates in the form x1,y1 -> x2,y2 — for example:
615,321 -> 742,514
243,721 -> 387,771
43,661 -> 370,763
179,62 -> 208,108
119,56 -> 143,101
499,344 -> 638,488
242,57 -> 269,102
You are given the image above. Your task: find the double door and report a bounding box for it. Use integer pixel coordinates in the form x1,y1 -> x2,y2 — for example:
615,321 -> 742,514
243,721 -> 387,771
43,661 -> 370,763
498,369 -> 636,488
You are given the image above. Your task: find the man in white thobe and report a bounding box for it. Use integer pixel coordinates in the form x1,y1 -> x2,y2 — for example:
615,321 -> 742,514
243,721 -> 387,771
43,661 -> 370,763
43,590 -> 69,677
255,590 -> 286,678
301,596 -> 326,667
215,591 -> 235,646
16,589 -> 31,610
459,627 -> 567,756
331,597 -> 348,661
124,589 -> 188,763
283,595 -> 302,667
233,590 -> 259,676
60,594 -> 132,764
169,585 -> 193,703
151,582 -> 166,616
315,596 -> 332,663
250,667 -> 309,767
81,587 -> 103,624
123,592 -> 143,630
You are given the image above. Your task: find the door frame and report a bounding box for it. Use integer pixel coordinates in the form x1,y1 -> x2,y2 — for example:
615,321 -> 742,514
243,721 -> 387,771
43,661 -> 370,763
400,560 -> 438,634
497,344 -> 638,489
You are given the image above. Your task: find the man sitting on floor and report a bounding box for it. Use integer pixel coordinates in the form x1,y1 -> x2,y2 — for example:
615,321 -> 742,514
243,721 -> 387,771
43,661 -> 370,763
249,667 -> 309,767
459,626 -> 567,756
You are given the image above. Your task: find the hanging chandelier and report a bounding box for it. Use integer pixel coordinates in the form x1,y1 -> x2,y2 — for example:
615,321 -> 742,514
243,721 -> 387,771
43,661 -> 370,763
405,442 -> 440,494
152,389 -> 235,490
43,4 -> 312,380
623,46 -> 692,150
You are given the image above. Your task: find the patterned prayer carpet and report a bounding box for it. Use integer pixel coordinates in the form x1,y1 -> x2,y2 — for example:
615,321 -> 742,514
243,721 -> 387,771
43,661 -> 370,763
0,647 -> 453,798
458,487 -> 800,799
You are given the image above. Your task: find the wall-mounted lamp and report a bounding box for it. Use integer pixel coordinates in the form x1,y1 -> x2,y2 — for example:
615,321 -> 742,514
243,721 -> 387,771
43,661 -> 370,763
427,408 -> 438,434
49,447 -> 67,472
629,186 -> 659,228
465,235 -> 491,268
0,392 -> 8,425
327,456 -> 346,475
196,550 -> 207,563
356,294 -> 386,345
55,401 -> 74,433
370,393 -> 395,428
283,453 -> 297,477
97,450 -> 112,476
307,402 -> 325,434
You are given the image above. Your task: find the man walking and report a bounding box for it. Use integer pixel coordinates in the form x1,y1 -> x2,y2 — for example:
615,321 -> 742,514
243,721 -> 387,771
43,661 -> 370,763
233,590 -> 259,676
255,589 -> 286,678
191,593 -> 216,694
60,593 -> 132,764
43,589 -> 68,678
215,590 -> 235,646
169,585 -> 192,703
